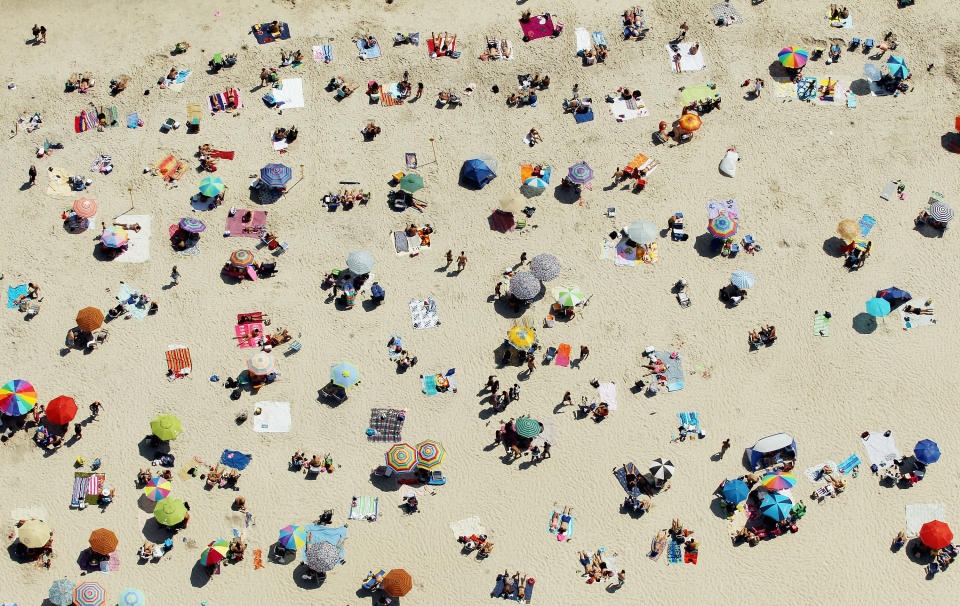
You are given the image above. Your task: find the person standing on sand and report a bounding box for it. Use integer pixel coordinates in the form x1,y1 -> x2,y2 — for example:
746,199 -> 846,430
526,355 -> 536,374
494,282 -> 502,298
519,252 -> 527,266
39,26 -> 46,43
445,250 -> 453,269
89,401 -> 103,418
456,251 -> 467,272
679,22 -> 688,40
719,438 -> 731,459
73,423 -> 82,441
541,441 -> 551,458
260,68 -> 269,87
32,24 -> 40,42
28,165 -> 37,186
415,82 -> 424,100
580,345 -> 590,361
171,266 -> 180,286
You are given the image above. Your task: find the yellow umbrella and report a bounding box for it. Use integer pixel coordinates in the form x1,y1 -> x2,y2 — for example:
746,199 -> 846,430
507,326 -> 537,350
18,519 -> 51,548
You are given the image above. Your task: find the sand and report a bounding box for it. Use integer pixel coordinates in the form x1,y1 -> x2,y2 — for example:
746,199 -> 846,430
1,0 -> 959,604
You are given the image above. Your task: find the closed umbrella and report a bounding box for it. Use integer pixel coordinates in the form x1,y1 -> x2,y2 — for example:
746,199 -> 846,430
278,525 -> 307,550
625,221 -> 658,244
721,479 -> 749,504
383,569 -> 413,597
143,477 -> 171,501
866,297 -> 891,318
178,217 -> 206,233
760,492 -> 793,521
554,286 -> 585,307
529,253 -> 562,281
150,414 -> 182,440
837,219 -> 859,240
914,439 -> 941,465
330,362 -> 360,389
304,541 -> 340,572
730,270 -> 756,290
260,163 -> 292,188
509,272 -> 541,300
76,307 -> 104,331
708,215 -> 737,238
47,396 -> 78,424
399,174 -> 424,193
346,250 -> 375,274
200,539 -> 230,566
760,472 -> 797,491
18,519 -> 51,548
100,226 -> 128,248
919,520 -> 953,549
49,578 -> 76,606
416,440 -> 446,470
514,417 -> 542,438
117,588 -> 146,606
0,379 -> 36,416
507,326 -> 537,351
649,458 -> 675,481
385,443 -> 418,472
198,176 -> 225,197
678,113 -> 702,132
73,581 -> 106,606
929,200 -> 954,223
73,197 -> 98,218
248,351 -> 276,375
154,498 -> 187,526
88,528 -> 118,555
567,162 -> 594,185
229,249 -> 254,267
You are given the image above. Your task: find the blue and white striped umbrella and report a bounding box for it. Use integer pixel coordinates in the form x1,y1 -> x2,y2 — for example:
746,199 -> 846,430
730,270 -> 755,290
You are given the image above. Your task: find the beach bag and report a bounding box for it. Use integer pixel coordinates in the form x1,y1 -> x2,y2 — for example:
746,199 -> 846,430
719,149 -> 739,177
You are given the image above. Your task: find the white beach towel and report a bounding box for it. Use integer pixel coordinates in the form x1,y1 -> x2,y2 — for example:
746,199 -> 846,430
409,298 -> 439,330
574,28 -> 591,53
252,401 -> 291,433
607,97 -> 649,121
899,299 -> 937,328
115,215 -> 150,263
803,461 -> 838,483
773,77 -> 797,98
597,382 -> 618,411
449,517 -> 486,538
862,431 -> 901,469
905,504 -> 946,537
272,139 -> 288,151
501,40 -> 514,60
666,43 -> 706,72
531,418 -> 558,448
273,78 -> 305,109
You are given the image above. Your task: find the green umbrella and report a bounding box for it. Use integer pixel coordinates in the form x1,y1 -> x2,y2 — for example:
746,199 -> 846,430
198,176 -> 225,197
399,174 -> 424,193
514,417 -> 542,438
154,498 -> 187,526
553,286 -> 585,307
150,414 -> 182,441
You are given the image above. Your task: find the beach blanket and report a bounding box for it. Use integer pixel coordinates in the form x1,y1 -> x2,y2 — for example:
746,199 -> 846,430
349,497 -> 378,520
426,34 -> 456,57
597,382 -> 617,411
837,453 -> 862,475
45,167 -> 75,197
166,346 -> 192,377
707,199 -> 740,220
555,344 -> 571,367
252,401 -> 291,433
573,107 -> 594,123
607,96 -> 648,121
394,231 -> 409,253
272,79 -> 304,109
666,43 -> 706,72
368,408 -> 405,442
880,181 -> 898,201
773,77 -> 797,98
592,31 -> 607,47
859,214 -> 876,235
422,372 -> 455,396
654,351 -> 685,391
667,539 -> 683,563
321,44 -> 333,63
677,412 -> 701,432
84,110 -> 98,130
126,113 -> 139,128
356,38 -> 381,59
7,285 -> 27,308
862,431 -> 900,469
99,551 -> 120,573
548,509 -> 573,538
114,215 -> 150,263
221,450 -> 252,470
116,283 -> 149,320
410,298 -> 439,330
234,322 -> 264,347
905,504 -> 946,537
796,77 -> 818,100
813,312 -> 831,336
520,15 -> 555,41
207,89 -> 243,113
711,2 -> 743,25
574,28 -> 591,53
900,300 -> 937,329
380,87 -> 403,106
72,472 -> 104,506
304,525 -> 347,560
615,464 -> 643,497
803,461 -> 838,483
492,576 -> 519,600
252,22 -> 290,44
680,84 -> 719,105
614,238 -> 642,266
847,91 -> 856,108
828,15 -> 852,28
225,210 -> 267,237
530,417 -> 558,449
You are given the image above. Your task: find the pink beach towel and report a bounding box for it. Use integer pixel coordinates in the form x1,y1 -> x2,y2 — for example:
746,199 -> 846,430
225,210 -> 267,237
86,473 -> 102,497
520,15 -> 555,41
235,322 -> 265,348
555,343 -> 571,367
246,266 -> 259,281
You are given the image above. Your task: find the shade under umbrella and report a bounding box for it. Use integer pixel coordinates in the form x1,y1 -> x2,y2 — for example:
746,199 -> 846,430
117,588 -> 146,606
150,414 -> 182,440
330,361 -> 360,389
0,379 -> 36,416
529,253 -> 562,281
399,173 -> 424,193
567,162 -> 594,185
304,541 -> 340,572
708,215 -> 737,238
154,498 -> 187,526
278,524 -> 307,550
73,197 -> 98,218
248,351 -> 276,375
179,217 -> 206,233
514,417 -> 542,438
919,520 -> 953,549
837,219 -> 859,240
866,297 -> 891,318
76,307 -> 104,332
730,270 -> 756,290
416,439 -> 446,469
73,581 -> 106,606
100,226 -> 128,248
198,176 -> 225,197
385,443 -> 418,472
18,519 -> 51,548
914,439 -> 941,465
143,477 -> 171,501
88,528 -> 118,555
554,286 -> 585,307
507,326 -> 537,351
625,221 -> 658,245
47,395 -> 78,424
760,492 -> 793,521
509,272 -> 541,300
260,163 -> 292,188
760,472 -> 797,491
229,249 -> 254,267
929,200 -> 954,223
49,578 -> 76,606
383,569 -> 413,597
346,250 -> 375,274
721,479 -> 749,504
649,457 -> 675,480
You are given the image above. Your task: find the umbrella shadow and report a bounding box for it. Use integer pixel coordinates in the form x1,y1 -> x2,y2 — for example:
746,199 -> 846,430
293,563 -> 327,589
766,60 -> 791,79
137,435 -> 169,461
492,297 -> 528,319
914,222 -> 945,239
940,132 -> 960,153
852,312 -> 878,334
848,78 -> 872,96
822,237 -> 847,258
709,497 -> 732,520
552,185 -> 581,205
693,233 -> 720,258
190,560 -> 215,587
368,472 -> 401,492
905,538 -> 936,565
141,518 -> 173,543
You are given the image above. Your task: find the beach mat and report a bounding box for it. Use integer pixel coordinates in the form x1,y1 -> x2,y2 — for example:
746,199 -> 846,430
349,496 -> 378,520
409,298 -> 439,330
592,31 -> 606,47
166,346 -> 192,376
114,215 -> 150,263
803,461 -> 838,483
368,408 -> 404,442
813,312 -> 831,336
837,453 -> 862,475
900,301 -> 937,329
906,504 -> 946,536
574,28 -> 591,53
861,431 -> 900,469
859,214 -> 876,235
225,210 -> 267,237
394,231 -> 409,253
252,22 -> 290,44
828,15 -> 852,28
272,79 -> 304,109
667,539 -> 683,563
356,39 -> 381,59
615,464 -> 643,497
422,372 -> 455,395
548,509 -> 573,538
880,181 -> 898,200
7,284 -> 27,308
707,199 -> 740,220
555,344 -> 571,366
680,84 -> 719,105
252,401 -> 291,432
426,35 -> 456,57
773,77 -> 797,98
520,15 -> 555,41
597,382 -> 617,410
573,108 -> 594,123
796,77 -> 817,100
116,283 -> 149,320
607,96 -> 648,121
666,42 -> 706,72
654,351 -> 685,391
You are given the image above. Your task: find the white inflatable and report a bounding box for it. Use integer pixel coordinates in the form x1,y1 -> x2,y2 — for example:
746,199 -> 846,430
719,148 -> 739,177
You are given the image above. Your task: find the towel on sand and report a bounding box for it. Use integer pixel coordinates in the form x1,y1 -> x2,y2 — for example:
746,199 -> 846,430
597,382 -> 617,410
520,15 -> 555,41
116,283 -> 149,320
654,351 -> 685,391
7,285 -> 28,308
666,42 -> 706,72
707,199 -> 740,220
680,84 -> 719,105
356,38 -> 381,59
813,312 -> 831,336
410,298 -> 439,330
607,96 -> 648,121
252,22 -> 290,44
861,431 -> 900,469
225,210 -> 267,237
899,300 -> 937,328
114,215 -> 151,263
905,504 -> 946,536
368,408 -> 405,442
574,28 -> 591,53
349,497 -> 378,520
252,401 -> 291,433
271,79 -> 304,109
711,2 -> 743,25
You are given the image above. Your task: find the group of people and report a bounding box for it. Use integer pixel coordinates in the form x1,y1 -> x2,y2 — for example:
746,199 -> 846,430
623,6 -> 646,38
748,325 -> 777,346
579,549 -> 625,586
493,416 -> 550,460
291,451 -> 336,474
322,189 -> 370,209
457,533 -> 494,556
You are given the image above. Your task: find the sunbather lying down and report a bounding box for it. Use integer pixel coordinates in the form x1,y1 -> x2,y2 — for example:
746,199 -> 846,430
113,222 -> 141,232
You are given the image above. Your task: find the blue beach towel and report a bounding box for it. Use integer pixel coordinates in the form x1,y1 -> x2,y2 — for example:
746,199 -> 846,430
614,465 -> 643,497
677,412 -> 701,430
126,113 -> 139,128
422,372 -> 454,395
548,509 -> 573,538
592,31 -> 607,47
252,22 -> 291,44
797,77 -> 817,100
859,214 -> 876,235
837,453 -> 862,475
220,450 -> 253,470
175,70 -> 190,84
356,38 -> 382,59
7,285 -> 27,308
492,575 -> 519,600
667,539 -> 683,564
654,351 -> 685,391
573,108 -> 594,123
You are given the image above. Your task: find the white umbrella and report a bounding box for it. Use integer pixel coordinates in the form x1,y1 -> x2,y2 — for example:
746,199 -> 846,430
346,250 -> 375,274
529,254 -> 562,282
625,221 -> 659,245
509,272 -> 542,300
304,541 -> 339,572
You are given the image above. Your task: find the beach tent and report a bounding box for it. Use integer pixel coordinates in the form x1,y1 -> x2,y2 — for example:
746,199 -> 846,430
746,433 -> 797,470
461,154 -> 497,189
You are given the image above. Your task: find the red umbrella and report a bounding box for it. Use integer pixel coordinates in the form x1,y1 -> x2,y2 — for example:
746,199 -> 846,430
919,520 -> 953,549
46,396 -> 78,424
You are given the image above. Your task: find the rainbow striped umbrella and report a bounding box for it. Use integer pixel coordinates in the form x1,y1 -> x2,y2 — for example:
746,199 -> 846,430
760,471 -> 797,491
143,477 -> 171,501
178,217 -> 206,233
708,215 -> 738,238
198,176 -> 225,197
0,379 -> 37,416
100,226 -> 128,248
247,351 -> 276,375
230,249 -> 254,267
73,197 -> 98,218
385,443 -> 418,472
117,588 -> 146,606
278,525 -> 307,550
73,581 -> 105,606
416,440 -> 446,470
200,539 -> 230,566
778,46 -> 808,69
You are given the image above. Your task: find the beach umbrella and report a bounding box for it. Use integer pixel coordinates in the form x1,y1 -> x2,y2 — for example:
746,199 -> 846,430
143,477 -> 171,502
416,439 -> 446,470
863,63 -> 883,82
914,439 -> 941,465
721,479 -> 750,504
260,163 -> 292,188
304,541 -> 340,572
521,176 -> 549,197
461,154 -> 497,188
200,539 -> 230,566
150,414 -> 182,441
198,176 -> 225,197
529,253 -> 562,281
386,443 -> 418,472
567,162 -> 594,185
100,226 -> 128,248
88,528 -> 118,555
887,55 -> 909,79
73,197 -> 98,218
760,471 -> 797,491
625,221 -> 659,245
919,520 -> 953,549
398,173 -> 424,193
778,46 -> 808,69
330,361 -> 360,389
708,215 -> 738,238
554,286 -> 585,307
178,217 -> 206,233
499,194 -> 524,214
877,287 -> 912,303
837,219 -> 859,240
153,498 -> 187,526
117,588 -> 146,606
507,326 -> 537,351
346,250 -> 375,274
248,351 -> 276,375
866,297 -> 891,318
0,379 -> 37,416
509,272 -> 541,300
730,270 -> 756,290
76,307 -> 104,332
49,578 -> 76,606
382,569 -> 413,597
229,249 -> 254,267
678,113 -> 702,132
18,519 -> 51,548
46,395 -> 78,424
514,417 -> 542,438
278,525 -> 307,550
73,581 -> 106,606
649,458 -> 675,481
760,492 -> 793,521
929,200 -> 954,223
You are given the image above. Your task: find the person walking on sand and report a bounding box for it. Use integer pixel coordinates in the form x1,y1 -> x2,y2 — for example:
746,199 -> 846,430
260,68 -> 270,87
445,250 -> 453,269
171,266 -> 180,286
89,401 -> 103,418
519,252 -> 527,266
494,281 -> 502,298
28,165 -> 37,186
526,355 -> 536,374
456,251 -> 467,272
73,423 -> 82,441
580,345 -> 590,361
719,438 -> 731,459
415,82 -> 424,100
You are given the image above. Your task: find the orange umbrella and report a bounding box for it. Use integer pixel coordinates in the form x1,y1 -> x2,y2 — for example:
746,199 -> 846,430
88,528 -> 118,555
76,307 -> 104,332
72,198 -> 98,218
382,569 -> 413,597
679,113 -> 702,132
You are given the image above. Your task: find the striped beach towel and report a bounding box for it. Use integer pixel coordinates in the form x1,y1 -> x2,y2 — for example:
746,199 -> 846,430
322,45 -> 332,62
166,347 -> 192,377
85,110 -> 98,130
349,496 -> 378,520
380,88 -> 402,106
667,539 -> 683,564
235,323 -> 264,348
71,474 -> 88,506
813,312 -> 831,336
87,473 -> 102,498
858,214 -> 876,235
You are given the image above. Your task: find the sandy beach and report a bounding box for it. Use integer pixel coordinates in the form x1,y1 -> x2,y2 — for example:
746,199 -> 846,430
1,0 -> 959,604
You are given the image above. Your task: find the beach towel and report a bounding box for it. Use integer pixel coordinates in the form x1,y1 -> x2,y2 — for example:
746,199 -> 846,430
225,210 -> 267,237
422,372 -> 455,395
74,114 -> 85,133
349,497 -> 378,520
492,576 -> 519,600
71,474 -> 87,506
837,453 -> 862,475
574,28 -> 591,53
606,96 -> 648,121
273,138 -> 288,151
322,44 -> 333,63
597,382 -> 617,411
520,14 -> 555,40
677,412 -> 701,433
711,2 -> 743,25
684,551 -> 698,564
252,401 -> 291,432
573,107 -> 594,123
847,91 -> 856,108
666,42 -> 706,72
252,22 -> 290,44
356,38 -> 381,59
221,450 -> 252,470
862,431 -> 900,469
615,238 -> 643,266
813,312 -> 831,336
72,472 -> 104,506
530,417 -> 558,449
803,461 -> 839,483
409,297 -> 439,330
449,517 -> 486,538
667,539 -> 683,563
99,551 -> 120,573
272,79 -> 304,109
592,31 -> 607,47
680,84 -> 719,105
84,110 -> 98,130
654,351 -> 684,391
114,215 -> 150,263
368,408 -> 405,442
615,464 -> 643,497
207,89 -> 243,113
45,167 -> 75,197
426,34 -> 456,57
880,181 -> 898,200
905,504 -> 946,537
796,77 -> 817,100
555,343 -> 571,366
393,231 -> 409,253
116,283 -> 149,320
707,199 -> 740,220
649,532 -> 667,560
303,525 -> 347,560
773,77 -> 797,98
7,285 -> 27,308
380,87 -> 403,106
828,15 -> 852,28
548,509 -> 573,538
166,346 -> 192,377
859,214 -> 876,235
900,300 -> 937,328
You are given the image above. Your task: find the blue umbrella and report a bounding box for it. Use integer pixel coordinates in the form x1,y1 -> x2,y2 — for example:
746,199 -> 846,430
876,287 -> 911,303
760,492 -> 793,521
48,578 -> 76,606
730,270 -> 755,290
330,361 -> 360,389
887,56 -> 909,79
461,155 -> 497,189
866,297 -> 891,318
721,479 -> 749,504
914,439 -> 941,465
260,163 -> 293,188
118,588 -> 146,606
